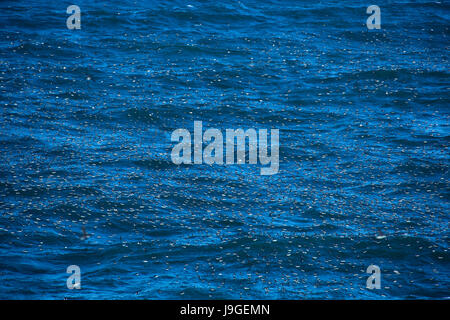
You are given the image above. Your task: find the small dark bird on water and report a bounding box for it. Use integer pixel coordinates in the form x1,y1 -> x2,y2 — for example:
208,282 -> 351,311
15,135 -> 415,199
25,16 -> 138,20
81,227 -> 90,240
376,229 -> 386,240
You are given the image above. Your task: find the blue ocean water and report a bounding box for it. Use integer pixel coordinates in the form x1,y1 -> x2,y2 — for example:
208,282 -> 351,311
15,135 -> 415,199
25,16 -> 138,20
0,0 -> 449,299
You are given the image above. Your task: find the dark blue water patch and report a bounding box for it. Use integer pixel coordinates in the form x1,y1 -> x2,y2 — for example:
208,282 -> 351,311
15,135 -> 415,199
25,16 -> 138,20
0,0 -> 449,299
